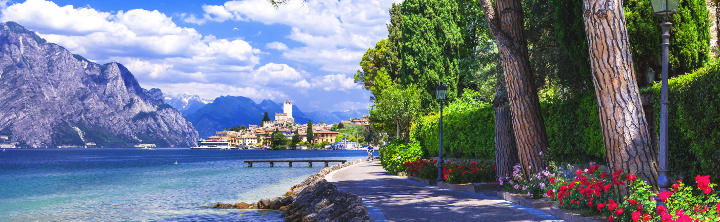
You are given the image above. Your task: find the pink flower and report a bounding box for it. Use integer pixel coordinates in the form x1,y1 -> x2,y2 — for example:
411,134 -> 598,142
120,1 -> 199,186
631,211 -> 641,222
608,215 -> 615,222
658,190 -> 673,202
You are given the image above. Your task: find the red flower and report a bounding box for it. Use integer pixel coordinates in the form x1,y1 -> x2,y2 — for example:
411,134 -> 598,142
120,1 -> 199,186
716,202 -> 720,217
675,210 -> 691,222
672,182 -> 680,192
642,213 -> 651,221
546,189 -> 554,197
631,211 -> 641,222
658,190 -> 673,202
695,175 -> 712,194
628,199 -> 638,206
589,164 -> 598,174
657,205 -> 667,215
550,177 -> 556,184
600,172 -> 608,178
607,199 -> 618,211
614,208 -> 623,216
636,203 -> 642,211
608,215 -> 615,222
596,202 -> 605,211
660,212 -> 673,222
626,174 -> 637,182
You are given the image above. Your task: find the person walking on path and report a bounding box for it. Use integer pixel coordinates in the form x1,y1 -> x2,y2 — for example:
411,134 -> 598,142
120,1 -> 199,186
366,145 -> 375,161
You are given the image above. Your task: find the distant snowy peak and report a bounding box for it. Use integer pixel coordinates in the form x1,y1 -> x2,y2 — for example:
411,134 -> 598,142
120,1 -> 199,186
165,94 -> 211,115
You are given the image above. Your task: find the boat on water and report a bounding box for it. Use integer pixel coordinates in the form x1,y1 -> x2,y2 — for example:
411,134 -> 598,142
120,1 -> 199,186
191,138 -> 233,149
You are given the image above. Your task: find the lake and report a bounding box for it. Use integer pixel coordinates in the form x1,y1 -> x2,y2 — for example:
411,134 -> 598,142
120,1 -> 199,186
0,148 -> 372,221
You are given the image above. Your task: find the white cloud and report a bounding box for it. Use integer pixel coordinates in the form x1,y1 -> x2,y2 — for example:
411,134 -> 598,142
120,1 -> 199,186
191,0 -> 398,73
312,74 -> 360,91
252,63 -> 303,84
266,41 -> 288,51
0,0 -> 260,68
0,0 -> 375,112
146,82 -> 287,102
0,0 -> 264,88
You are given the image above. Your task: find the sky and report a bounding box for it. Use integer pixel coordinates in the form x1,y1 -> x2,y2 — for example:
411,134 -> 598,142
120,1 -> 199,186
0,0 -> 401,112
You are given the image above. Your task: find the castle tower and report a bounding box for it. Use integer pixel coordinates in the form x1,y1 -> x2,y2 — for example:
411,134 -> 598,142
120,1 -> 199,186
283,100 -> 293,119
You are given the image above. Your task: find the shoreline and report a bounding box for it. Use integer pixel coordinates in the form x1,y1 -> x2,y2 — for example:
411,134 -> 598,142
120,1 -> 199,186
213,159 -> 371,221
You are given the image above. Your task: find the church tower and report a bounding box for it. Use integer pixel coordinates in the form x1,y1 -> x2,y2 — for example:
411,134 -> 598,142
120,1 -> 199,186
283,100 -> 293,119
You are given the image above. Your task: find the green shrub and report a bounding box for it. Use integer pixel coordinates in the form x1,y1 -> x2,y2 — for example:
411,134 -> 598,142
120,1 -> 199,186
411,90 -> 495,159
411,89 -> 605,163
542,92 -> 605,163
647,59 -> 720,180
379,139 -> 424,174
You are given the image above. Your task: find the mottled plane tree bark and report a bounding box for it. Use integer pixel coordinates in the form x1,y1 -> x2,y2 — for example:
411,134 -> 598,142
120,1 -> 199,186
582,0 -> 658,188
479,0 -> 548,176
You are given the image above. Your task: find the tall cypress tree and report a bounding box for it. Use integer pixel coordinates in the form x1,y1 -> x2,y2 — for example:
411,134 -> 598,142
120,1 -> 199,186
261,112 -> 270,126
306,120 -> 314,144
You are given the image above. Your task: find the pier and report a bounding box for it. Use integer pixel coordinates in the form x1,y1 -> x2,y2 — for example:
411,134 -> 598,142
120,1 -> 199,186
244,159 -> 347,168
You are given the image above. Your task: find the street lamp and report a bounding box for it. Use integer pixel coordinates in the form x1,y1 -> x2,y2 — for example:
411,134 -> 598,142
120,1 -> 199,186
436,85 -> 447,183
651,0 -> 678,190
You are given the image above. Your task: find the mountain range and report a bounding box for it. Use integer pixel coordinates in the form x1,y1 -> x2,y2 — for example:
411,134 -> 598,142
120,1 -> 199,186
168,95 -> 368,138
0,22 -> 198,148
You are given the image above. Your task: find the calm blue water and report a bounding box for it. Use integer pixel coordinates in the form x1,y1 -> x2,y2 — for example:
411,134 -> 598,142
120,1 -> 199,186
0,149 -> 371,221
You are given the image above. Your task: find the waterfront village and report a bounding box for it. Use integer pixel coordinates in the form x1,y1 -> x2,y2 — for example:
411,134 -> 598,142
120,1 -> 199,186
193,100 -> 370,150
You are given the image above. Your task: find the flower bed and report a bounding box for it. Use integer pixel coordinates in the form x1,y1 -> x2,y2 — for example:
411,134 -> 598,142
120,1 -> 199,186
546,163 -> 720,222
403,158 -> 495,184
499,164 -> 558,199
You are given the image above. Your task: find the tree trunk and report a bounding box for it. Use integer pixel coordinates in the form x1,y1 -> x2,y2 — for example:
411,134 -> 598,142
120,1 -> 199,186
494,80 -> 519,179
479,0 -> 549,176
582,0 -> 659,188
709,0 -> 719,57
716,0 -> 720,57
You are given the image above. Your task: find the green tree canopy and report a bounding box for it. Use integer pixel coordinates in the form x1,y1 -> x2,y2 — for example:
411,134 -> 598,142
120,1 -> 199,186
271,129 -> 287,149
370,84 -> 422,141
261,112 -> 271,126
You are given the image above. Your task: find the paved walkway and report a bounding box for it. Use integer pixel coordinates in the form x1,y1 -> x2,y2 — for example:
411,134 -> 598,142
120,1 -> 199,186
327,160 -> 561,222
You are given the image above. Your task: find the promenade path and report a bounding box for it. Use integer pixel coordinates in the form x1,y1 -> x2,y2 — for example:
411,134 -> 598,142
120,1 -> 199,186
327,160 -> 562,222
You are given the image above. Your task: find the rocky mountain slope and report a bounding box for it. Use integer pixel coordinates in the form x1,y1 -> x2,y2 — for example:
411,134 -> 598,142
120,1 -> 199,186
0,22 -> 198,148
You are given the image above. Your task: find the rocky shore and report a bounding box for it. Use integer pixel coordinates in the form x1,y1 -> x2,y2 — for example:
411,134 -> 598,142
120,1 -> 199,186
213,160 -> 370,222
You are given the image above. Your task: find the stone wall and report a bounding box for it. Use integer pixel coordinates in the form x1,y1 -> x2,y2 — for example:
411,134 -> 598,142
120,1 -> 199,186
214,160 -> 370,222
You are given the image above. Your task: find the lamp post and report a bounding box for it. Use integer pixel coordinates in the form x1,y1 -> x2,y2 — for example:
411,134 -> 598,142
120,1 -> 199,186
436,85 -> 447,182
650,0 -> 678,190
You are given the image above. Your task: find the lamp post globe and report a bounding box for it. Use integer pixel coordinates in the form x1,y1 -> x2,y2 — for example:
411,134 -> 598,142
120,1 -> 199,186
650,0 -> 678,190
435,85 -> 446,182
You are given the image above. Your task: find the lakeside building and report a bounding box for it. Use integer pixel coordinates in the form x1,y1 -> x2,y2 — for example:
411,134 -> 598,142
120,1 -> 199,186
313,131 -> 339,144
195,100 -> 370,148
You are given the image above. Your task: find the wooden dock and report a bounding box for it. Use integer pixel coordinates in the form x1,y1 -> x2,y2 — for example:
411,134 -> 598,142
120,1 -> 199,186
244,159 -> 347,168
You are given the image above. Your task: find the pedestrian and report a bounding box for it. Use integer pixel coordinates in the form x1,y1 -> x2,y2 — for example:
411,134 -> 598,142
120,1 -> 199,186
367,145 -> 374,161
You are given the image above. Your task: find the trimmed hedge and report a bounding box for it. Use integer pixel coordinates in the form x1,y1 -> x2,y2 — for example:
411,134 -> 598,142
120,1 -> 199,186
646,59 -> 720,180
411,90 -> 495,160
542,93 -> 605,163
379,139 -> 424,175
411,89 -> 606,163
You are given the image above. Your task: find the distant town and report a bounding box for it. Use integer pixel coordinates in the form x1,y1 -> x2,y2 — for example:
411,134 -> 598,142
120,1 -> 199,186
193,100 -> 370,150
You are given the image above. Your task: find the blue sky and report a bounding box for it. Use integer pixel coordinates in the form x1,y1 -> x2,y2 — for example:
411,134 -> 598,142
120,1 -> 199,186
0,0 -> 401,112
